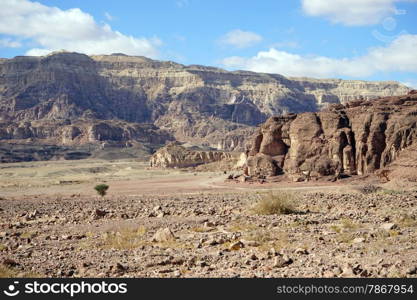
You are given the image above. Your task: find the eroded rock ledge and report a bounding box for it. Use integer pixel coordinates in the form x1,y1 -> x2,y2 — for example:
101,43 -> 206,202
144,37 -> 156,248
150,142 -> 234,168
244,92 -> 417,180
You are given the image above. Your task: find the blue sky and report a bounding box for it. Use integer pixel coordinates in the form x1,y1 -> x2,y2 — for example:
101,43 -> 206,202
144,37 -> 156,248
1,0 -> 417,87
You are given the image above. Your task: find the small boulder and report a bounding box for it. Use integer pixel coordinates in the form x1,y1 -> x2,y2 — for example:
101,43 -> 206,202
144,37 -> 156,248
352,237 -> 366,244
380,223 -> 397,231
273,254 -> 293,268
151,228 -> 176,243
92,209 -> 107,219
229,241 -> 244,251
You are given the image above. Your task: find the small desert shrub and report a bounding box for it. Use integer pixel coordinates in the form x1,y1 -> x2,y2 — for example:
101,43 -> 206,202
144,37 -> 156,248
251,192 -> 297,215
20,231 -> 37,239
244,228 -> 285,244
380,189 -> 405,195
0,266 -> 18,278
330,218 -> 361,243
397,214 -> 417,227
339,217 -> 360,230
227,221 -> 258,233
330,217 -> 360,232
94,184 -> 109,198
355,184 -> 381,194
243,229 -> 289,251
100,226 -> 147,250
0,265 -> 41,278
335,232 -> 356,244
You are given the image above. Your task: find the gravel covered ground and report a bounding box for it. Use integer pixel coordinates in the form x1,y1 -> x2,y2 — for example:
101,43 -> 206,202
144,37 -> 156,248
1,187 -> 416,278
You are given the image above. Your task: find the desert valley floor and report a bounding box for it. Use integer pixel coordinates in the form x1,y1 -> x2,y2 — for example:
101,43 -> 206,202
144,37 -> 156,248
0,158 -> 416,278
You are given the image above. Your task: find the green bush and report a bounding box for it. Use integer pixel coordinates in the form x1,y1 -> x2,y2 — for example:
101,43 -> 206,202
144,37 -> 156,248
94,184 -> 109,198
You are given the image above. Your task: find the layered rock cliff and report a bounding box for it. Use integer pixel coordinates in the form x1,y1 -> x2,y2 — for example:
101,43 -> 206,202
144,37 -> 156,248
245,92 -> 417,180
149,142 -> 234,168
0,51 -> 410,160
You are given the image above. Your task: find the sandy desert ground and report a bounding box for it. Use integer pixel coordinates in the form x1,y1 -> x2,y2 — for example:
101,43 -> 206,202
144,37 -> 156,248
0,158 -> 416,278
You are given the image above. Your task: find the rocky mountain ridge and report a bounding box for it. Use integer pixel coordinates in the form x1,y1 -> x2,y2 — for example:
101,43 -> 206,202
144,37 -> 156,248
0,51 -> 410,161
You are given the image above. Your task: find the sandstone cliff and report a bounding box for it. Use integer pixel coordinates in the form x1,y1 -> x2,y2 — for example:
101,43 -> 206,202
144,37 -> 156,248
0,51 -> 410,160
149,142 -> 234,168
245,92 -> 417,180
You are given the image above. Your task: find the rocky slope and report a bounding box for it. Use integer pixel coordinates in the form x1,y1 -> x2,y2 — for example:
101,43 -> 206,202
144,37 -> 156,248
0,51 -> 410,160
245,92 -> 417,180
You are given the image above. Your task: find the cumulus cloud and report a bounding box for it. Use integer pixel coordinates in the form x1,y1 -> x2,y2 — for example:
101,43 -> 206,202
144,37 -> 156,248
219,29 -> 263,49
302,0 -> 415,26
0,0 -> 161,57
221,34 -> 417,78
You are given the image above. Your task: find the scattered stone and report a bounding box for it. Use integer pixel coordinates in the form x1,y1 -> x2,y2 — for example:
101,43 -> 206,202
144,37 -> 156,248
249,253 -> 258,260
229,241 -> 244,251
352,237 -> 366,244
273,255 -> 293,268
294,248 -> 309,255
151,228 -> 176,243
3,258 -> 19,267
332,266 -> 343,276
240,239 -> 260,247
340,267 -> 355,277
380,223 -> 398,231
406,266 -> 417,275
92,209 -> 107,219
204,221 -> 215,228
110,263 -> 127,273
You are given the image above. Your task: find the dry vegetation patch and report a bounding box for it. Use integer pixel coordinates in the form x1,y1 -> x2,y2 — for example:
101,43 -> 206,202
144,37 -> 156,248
251,192 -> 298,215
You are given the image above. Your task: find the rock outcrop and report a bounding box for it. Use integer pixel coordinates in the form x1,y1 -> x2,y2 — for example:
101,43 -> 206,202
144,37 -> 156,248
0,52 -> 410,158
150,142 -> 233,168
0,119 -> 172,146
245,92 -> 417,180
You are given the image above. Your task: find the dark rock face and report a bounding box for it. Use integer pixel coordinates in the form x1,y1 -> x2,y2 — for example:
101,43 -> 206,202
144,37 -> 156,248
0,52 -> 410,159
245,94 -> 417,179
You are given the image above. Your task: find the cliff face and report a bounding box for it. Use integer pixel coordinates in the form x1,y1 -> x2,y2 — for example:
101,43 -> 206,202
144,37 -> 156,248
245,92 -> 417,179
149,142 -> 233,168
0,51 -> 410,156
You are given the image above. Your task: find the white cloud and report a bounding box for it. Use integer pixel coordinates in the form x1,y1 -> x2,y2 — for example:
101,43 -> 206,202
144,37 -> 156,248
219,29 -> 263,49
104,12 -> 114,21
176,0 -> 189,8
221,34 -> 417,78
0,0 -> 161,57
302,0 -> 415,26
270,41 -> 299,49
0,38 -> 21,48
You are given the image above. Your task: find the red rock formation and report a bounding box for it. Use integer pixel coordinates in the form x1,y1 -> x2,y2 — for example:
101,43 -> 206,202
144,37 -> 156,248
245,94 -> 417,180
